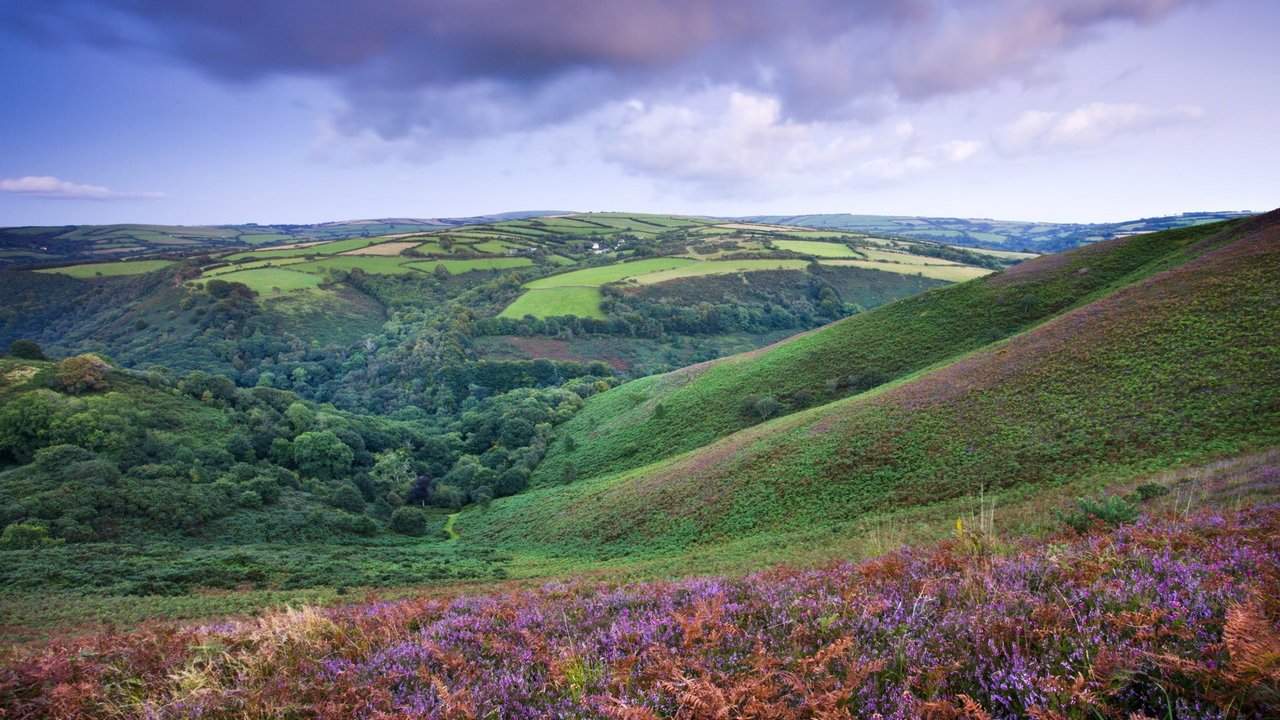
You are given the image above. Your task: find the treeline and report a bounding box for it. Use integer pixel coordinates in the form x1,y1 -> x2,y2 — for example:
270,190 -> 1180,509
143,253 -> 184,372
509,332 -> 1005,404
0,352 -> 614,549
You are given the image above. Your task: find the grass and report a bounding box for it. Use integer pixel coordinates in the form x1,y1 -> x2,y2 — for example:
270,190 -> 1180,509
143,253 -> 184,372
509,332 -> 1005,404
465,215 -> 1279,559
204,267 -> 324,295
524,219 -> 1256,495
821,259 -> 992,281
290,256 -> 418,275
525,257 -> 697,288
35,260 -> 174,278
630,259 -> 811,284
406,257 -> 534,274
772,239 -> 860,257
341,241 -> 420,256
499,287 -> 605,319
205,257 -> 308,275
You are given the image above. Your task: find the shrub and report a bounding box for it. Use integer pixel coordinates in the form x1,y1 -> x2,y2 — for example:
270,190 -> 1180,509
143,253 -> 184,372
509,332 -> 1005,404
1058,494 -> 1140,533
7,340 -> 45,360
390,506 -> 428,536
0,522 -> 61,550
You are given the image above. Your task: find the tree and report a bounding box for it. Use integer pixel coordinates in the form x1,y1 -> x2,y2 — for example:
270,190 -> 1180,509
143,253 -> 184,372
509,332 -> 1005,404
8,340 -> 44,360
390,506 -> 429,536
434,264 -> 450,280
285,402 -> 316,435
0,522 -> 60,550
291,431 -> 354,481
560,461 -> 576,484
55,354 -> 111,394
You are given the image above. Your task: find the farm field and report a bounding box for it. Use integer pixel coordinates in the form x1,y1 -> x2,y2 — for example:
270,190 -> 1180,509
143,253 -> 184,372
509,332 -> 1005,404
204,266 -> 324,295
405,257 -> 534,274
499,286 -> 605,319
771,239 -> 860,257
628,258 -> 811,284
340,241 -> 422,256
34,259 -> 174,277
823,259 -> 993,281
525,257 -> 697,288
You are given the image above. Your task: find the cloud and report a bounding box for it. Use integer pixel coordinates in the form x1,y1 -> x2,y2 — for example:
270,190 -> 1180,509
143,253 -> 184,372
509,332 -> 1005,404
0,176 -> 164,200
4,0 -> 1206,146
597,89 -> 980,195
995,102 -> 1206,155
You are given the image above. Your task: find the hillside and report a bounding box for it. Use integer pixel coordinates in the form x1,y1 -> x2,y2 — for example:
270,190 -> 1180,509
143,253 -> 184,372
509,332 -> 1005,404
530,218 -> 1248,486
466,213 -> 1280,557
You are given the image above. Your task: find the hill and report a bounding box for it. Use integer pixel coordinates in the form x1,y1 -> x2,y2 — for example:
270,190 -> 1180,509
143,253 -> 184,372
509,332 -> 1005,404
464,212 -> 1280,558
744,210 -> 1255,253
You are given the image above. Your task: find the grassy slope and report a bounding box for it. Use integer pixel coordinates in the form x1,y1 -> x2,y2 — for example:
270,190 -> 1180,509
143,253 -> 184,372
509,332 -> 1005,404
472,215 -> 1279,556
531,220 -> 1243,486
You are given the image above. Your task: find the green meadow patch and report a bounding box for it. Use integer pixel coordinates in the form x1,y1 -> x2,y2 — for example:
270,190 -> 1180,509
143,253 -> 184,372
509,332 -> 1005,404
36,260 -> 174,278
205,267 -> 324,295
772,239 -> 860,257
526,257 -> 696,288
499,287 -> 605,319
406,257 -> 534,274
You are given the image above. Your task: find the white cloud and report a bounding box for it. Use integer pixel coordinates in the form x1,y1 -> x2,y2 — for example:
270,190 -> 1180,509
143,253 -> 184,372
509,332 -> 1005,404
0,176 -> 164,201
995,102 -> 1205,155
597,89 -> 980,196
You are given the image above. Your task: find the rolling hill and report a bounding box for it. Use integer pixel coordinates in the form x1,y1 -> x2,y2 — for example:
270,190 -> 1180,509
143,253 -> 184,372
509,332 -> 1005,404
463,212 -> 1280,558
743,210 -> 1255,252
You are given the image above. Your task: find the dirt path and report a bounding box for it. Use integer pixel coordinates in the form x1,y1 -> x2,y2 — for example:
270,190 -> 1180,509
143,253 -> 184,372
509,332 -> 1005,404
444,512 -> 460,541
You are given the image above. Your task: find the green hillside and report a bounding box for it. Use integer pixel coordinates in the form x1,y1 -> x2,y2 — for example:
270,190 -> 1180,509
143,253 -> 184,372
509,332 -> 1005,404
468,213 -> 1280,557
531,219 -> 1244,486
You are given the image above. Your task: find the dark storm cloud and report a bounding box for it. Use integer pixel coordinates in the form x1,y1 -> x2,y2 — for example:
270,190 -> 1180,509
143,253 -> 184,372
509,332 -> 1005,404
3,0 -> 1206,139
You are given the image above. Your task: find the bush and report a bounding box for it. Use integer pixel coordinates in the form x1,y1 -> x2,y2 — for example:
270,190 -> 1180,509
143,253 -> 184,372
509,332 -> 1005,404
1058,494 -> 1139,533
390,506 -> 429,536
55,354 -> 112,394
1,522 -> 61,550
7,340 -> 45,360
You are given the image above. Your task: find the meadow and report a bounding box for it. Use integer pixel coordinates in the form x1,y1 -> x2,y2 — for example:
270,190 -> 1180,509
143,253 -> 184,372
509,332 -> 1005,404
35,259 -> 174,278
200,266 -> 325,295
500,287 -> 606,319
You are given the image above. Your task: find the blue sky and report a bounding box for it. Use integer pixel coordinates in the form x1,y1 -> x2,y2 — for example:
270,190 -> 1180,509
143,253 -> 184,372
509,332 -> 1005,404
0,0 -> 1275,226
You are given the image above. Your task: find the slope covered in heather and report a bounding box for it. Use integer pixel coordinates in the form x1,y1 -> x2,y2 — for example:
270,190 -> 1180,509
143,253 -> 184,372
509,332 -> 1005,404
533,218 -> 1251,487
467,212 -> 1280,557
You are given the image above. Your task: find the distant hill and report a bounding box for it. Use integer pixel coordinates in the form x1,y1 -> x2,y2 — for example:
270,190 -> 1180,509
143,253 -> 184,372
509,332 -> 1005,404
0,212 -> 568,268
740,211 -> 1255,253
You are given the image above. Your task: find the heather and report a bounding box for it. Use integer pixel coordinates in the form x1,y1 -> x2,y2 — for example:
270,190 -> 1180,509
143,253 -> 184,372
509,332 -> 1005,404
3,505 -> 1277,719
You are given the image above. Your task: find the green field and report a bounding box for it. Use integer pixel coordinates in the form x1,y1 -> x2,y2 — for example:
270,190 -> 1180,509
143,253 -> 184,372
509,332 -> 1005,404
772,239 -> 860,257
498,287 -> 605,319
290,256 -> 419,275
526,257 -> 696,288
630,259 -> 811,284
207,258 -> 308,275
405,257 -> 534,274
36,260 -> 174,278
205,267 -> 324,295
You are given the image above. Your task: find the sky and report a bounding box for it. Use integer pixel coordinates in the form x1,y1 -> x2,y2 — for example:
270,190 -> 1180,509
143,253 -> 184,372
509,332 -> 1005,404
0,0 -> 1275,226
